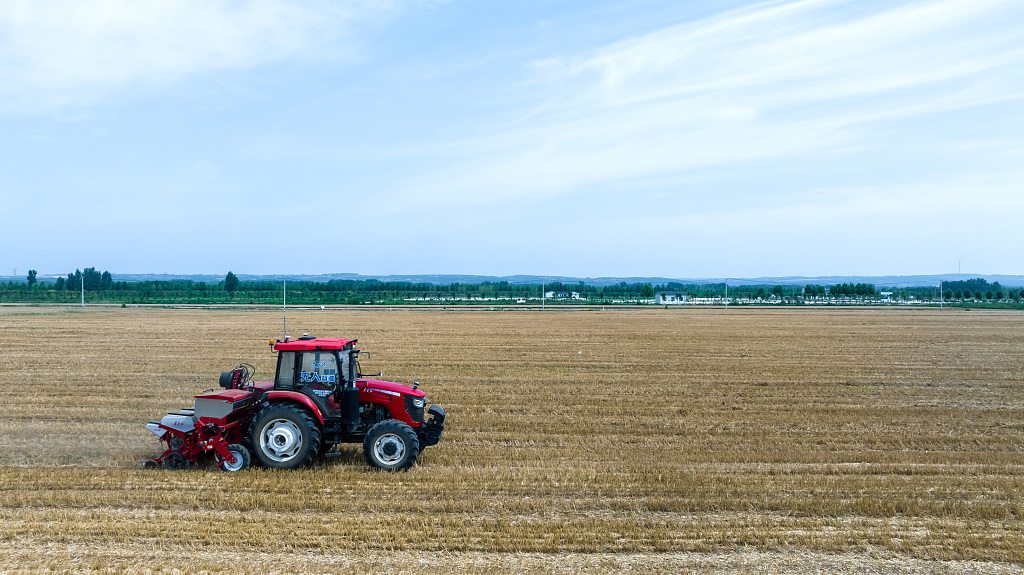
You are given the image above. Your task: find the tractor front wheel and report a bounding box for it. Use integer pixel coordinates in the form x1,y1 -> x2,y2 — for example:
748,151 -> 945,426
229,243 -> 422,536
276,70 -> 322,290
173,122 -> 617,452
363,419 -> 420,471
247,404 -> 321,470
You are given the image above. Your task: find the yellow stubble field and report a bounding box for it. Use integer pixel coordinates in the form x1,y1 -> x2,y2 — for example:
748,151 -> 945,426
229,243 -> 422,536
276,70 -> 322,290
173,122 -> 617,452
0,305 -> 1022,574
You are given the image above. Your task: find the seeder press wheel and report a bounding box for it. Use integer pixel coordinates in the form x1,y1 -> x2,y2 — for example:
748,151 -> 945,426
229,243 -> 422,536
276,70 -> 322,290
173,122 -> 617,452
218,444 -> 251,472
163,452 -> 190,470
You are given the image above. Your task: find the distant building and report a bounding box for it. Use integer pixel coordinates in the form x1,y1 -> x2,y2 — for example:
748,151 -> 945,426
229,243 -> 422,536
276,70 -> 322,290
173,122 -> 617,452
655,292 -> 687,305
544,291 -> 584,300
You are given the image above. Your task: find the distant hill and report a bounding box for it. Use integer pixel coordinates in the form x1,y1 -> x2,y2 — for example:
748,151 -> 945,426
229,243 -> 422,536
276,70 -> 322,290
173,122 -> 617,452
9,272 -> 1024,288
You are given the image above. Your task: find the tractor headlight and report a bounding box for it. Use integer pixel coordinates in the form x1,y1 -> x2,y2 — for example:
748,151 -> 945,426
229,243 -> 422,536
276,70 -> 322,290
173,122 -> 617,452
405,395 -> 426,422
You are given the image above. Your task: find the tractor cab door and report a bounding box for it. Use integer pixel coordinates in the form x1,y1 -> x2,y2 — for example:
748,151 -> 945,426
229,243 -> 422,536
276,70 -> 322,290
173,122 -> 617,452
275,351 -> 297,389
296,350 -> 342,416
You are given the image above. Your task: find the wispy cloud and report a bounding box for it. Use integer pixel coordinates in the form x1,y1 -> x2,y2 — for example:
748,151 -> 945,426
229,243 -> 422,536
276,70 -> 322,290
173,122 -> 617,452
385,0 -> 1024,210
0,0 -> 403,112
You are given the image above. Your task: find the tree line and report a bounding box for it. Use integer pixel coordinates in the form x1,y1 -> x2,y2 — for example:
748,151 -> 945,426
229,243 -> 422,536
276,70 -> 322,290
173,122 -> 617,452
3,270 -> 1021,306
49,268 -> 114,292
2,270 -> 666,304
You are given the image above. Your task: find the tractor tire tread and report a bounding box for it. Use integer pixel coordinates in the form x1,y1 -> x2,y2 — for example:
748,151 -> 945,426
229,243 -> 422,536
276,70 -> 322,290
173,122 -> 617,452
246,403 -> 321,470
363,419 -> 420,472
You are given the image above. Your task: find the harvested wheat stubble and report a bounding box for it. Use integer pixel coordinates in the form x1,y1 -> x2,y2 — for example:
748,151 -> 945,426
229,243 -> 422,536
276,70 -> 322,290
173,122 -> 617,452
0,306 -> 1022,573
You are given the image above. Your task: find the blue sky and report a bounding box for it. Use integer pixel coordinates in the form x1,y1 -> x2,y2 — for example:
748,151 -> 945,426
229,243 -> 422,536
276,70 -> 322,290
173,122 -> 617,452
2,0 -> 1022,278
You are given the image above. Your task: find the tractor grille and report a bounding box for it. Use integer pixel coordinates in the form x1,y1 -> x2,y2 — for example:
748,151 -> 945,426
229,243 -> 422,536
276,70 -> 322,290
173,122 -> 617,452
363,403 -> 390,426
405,395 -> 425,423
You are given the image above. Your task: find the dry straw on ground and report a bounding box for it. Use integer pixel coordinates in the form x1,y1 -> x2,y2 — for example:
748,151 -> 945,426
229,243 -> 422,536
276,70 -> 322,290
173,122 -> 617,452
0,306 -> 1021,573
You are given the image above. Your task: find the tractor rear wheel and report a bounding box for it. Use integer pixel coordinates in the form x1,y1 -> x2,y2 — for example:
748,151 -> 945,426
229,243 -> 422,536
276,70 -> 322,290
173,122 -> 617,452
247,404 -> 321,470
218,443 -> 251,472
363,419 -> 420,471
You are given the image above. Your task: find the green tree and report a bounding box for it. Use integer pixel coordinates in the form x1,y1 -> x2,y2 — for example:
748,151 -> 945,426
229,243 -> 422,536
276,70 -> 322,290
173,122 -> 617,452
772,285 -> 783,297
225,272 -> 240,293
641,283 -> 655,298
804,284 -> 826,298
26,270 -> 37,286
82,267 -> 102,291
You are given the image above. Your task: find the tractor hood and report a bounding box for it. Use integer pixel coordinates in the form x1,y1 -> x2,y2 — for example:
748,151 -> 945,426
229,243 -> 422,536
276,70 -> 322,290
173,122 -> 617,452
357,379 -> 425,398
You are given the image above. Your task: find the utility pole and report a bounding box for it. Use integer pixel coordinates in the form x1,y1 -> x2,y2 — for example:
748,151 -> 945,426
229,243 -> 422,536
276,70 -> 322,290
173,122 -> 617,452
939,281 -> 943,310
81,273 -> 84,307
283,278 -> 287,340
724,280 -> 728,310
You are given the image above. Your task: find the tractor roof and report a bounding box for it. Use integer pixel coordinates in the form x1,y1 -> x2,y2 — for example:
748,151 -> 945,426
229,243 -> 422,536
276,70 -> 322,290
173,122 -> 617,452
274,337 -> 354,351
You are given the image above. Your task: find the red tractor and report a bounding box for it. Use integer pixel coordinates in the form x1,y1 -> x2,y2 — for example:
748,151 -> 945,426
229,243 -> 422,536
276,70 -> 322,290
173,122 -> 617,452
144,335 -> 445,472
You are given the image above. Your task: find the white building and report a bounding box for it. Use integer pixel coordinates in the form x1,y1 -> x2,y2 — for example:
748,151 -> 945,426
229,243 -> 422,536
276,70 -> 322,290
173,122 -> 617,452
655,292 -> 688,305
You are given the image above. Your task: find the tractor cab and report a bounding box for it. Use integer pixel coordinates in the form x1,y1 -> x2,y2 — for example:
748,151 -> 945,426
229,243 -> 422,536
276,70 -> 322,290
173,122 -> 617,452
272,336 -> 358,418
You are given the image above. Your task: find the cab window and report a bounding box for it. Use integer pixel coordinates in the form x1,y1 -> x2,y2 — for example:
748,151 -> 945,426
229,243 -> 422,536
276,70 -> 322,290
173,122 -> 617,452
276,351 -> 296,389
340,350 -> 351,384
299,351 -> 339,386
